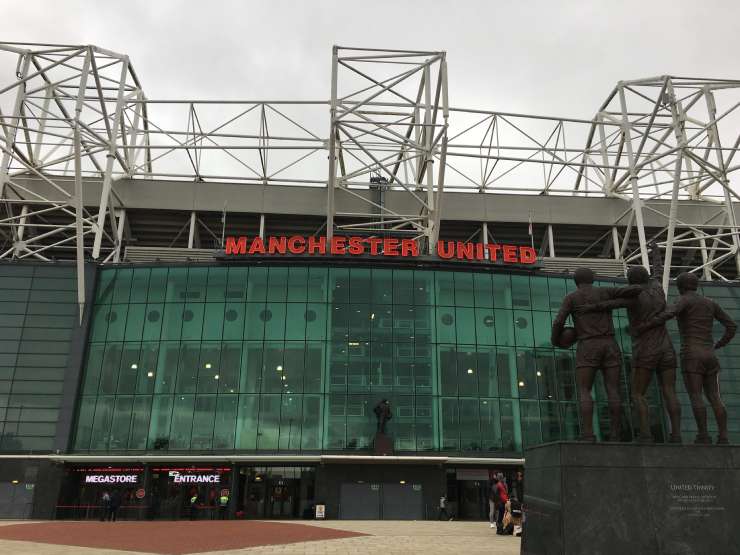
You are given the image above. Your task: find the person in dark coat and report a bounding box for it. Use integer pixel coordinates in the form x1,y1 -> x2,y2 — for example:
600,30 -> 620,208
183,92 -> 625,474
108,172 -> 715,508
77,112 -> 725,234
551,268 -> 642,441
108,490 -> 121,521
634,272 -> 736,444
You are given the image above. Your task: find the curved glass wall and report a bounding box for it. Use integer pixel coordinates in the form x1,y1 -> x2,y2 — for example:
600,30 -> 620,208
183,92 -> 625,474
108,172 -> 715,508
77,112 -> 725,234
72,264 -> 666,455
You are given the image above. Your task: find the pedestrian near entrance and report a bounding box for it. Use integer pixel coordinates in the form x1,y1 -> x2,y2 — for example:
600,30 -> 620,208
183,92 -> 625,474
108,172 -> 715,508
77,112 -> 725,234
495,473 -> 509,534
438,494 -> 452,520
189,492 -> 198,520
488,484 -> 497,529
108,490 -> 121,521
100,491 -> 111,522
219,492 -> 230,519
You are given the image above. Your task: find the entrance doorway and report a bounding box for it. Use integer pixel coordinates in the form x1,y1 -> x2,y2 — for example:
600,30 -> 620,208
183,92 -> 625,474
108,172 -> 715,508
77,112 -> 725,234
339,482 -> 423,520
237,466 -> 315,519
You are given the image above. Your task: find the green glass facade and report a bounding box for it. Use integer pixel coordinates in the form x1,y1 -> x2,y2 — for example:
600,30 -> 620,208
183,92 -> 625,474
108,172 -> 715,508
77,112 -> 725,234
0,264 -> 78,452
74,264 -> 681,456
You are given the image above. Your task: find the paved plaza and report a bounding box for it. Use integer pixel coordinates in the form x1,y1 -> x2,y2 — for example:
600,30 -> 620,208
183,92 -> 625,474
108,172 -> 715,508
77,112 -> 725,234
0,520 -> 520,555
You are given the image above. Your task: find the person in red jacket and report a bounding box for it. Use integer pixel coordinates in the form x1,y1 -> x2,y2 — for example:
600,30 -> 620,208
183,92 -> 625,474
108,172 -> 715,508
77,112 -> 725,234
495,473 -> 509,534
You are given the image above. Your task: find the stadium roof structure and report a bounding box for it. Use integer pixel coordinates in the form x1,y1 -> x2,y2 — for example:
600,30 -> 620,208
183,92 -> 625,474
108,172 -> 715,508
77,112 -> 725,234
2,42 -> 740,312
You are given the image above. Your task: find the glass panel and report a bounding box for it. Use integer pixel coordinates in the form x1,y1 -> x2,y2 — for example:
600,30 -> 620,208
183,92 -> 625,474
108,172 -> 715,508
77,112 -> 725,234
372,269 -> 393,304
440,398 -> 459,450
223,302 -> 245,341
129,396 -> 152,449
206,267 -> 227,302
329,268 -> 349,304
279,395 -> 302,450
307,267 -> 328,302
175,342 -> 199,393
161,303 -> 184,340
105,304 -> 128,341
155,342 -> 179,394
301,395 -> 321,450
267,268 -> 288,302
473,273 -> 493,308
109,396 -> 133,450
480,398 -> 501,451
287,267 -> 308,302
257,395 -> 280,449
414,271 -> 434,305
213,395 -> 237,449
148,268 -> 168,303
457,348 -> 477,396
285,303 -> 307,341
165,268 -> 188,302
392,270 -> 413,306
219,342 -> 242,394
191,395 -> 217,450
89,396 -> 114,450
202,303 -> 225,340
455,307 -> 476,344
169,395 -> 195,449
112,269 -> 132,304
436,307 -> 456,343
263,303 -> 286,340
439,346 -> 457,395
142,304 -> 164,341
99,344 -> 122,395
247,267 -> 268,302
240,343 -> 263,393
459,398 -> 480,451
235,394 -> 259,449
305,303 -> 327,341
148,395 -> 173,450
454,272 -> 474,307
435,272 -> 455,305
130,268 -> 151,303
181,303 -> 205,340
350,269 -> 371,304
226,267 -> 248,301
244,303 -> 266,340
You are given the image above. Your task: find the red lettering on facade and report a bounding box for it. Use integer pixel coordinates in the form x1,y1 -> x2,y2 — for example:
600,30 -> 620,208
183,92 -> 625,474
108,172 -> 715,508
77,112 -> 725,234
519,246 -> 537,264
437,241 -> 455,259
267,236 -> 287,254
287,236 -> 306,254
223,235 -> 537,265
367,237 -> 383,255
384,238 -> 400,256
401,239 -> 419,257
225,236 -> 247,255
456,241 -> 474,260
307,236 -> 326,255
486,243 -> 501,261
330,236 -> 347,255
502,245 -> 518,263
348,236 -> 364,255
248,236 -> 266,255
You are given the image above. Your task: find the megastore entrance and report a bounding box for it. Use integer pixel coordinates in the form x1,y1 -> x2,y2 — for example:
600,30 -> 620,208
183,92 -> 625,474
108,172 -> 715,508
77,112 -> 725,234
55,462 -> 521,520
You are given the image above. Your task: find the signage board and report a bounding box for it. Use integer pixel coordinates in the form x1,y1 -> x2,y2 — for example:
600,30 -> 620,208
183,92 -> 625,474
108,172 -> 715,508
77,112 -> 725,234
315,504 -> 326,519
223,235 -> 537,265
85,474 -> 139,484
168,470 -> 221,484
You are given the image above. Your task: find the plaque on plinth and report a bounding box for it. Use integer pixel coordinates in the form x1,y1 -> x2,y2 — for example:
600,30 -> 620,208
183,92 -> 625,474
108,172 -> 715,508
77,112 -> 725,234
521,441 -> 740,555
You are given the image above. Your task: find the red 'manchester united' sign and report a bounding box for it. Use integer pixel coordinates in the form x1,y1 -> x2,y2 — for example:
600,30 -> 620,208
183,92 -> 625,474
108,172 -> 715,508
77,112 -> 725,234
224,236 -> 537,265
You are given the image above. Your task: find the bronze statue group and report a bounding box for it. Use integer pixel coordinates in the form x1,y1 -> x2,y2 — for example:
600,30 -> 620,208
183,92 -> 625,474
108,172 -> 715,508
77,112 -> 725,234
551,244 -> 736,445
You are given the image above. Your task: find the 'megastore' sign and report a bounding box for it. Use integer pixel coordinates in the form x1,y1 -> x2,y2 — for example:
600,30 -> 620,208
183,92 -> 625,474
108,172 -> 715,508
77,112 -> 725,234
224,235 -> 537,265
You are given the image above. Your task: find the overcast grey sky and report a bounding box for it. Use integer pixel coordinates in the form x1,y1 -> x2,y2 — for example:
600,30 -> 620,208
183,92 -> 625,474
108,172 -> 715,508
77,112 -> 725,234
4,0 -> 740,118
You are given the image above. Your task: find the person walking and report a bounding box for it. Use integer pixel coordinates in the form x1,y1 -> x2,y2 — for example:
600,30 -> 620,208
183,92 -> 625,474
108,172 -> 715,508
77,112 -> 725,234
108,490 -> 121,522
100,491 -> 111,522
219,491 -> 230,520
495,473 -> 509,534
488,480 -> 499,529
438,494 -> 452,521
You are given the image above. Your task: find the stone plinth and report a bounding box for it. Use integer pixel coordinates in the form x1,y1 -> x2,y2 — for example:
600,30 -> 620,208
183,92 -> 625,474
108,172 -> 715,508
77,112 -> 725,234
373,433 -> 393,456
521,441 -> 740,555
